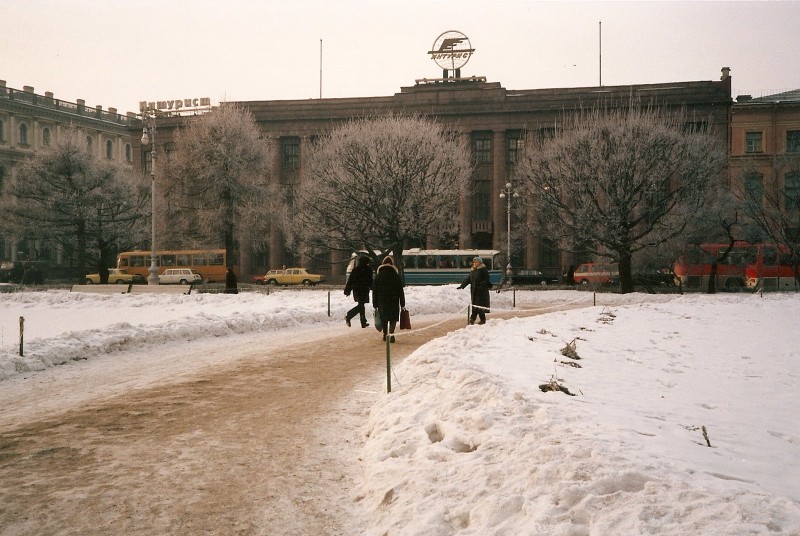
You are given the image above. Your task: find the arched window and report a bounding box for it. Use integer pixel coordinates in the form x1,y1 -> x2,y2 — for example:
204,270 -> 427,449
86,135 -> 93,154
19,123 -> 29,145
106,139 -> 114,159
0,118 -> 5,142
42,127 -> 51,147
125,143 -> 133,162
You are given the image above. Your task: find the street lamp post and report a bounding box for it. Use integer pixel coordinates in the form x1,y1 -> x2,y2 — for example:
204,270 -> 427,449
499,181 -> 519,280
140,112 -> 160,285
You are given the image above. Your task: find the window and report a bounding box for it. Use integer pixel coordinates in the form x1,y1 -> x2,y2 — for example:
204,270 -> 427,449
507,132 -> 524,164
86,135 -> 93,154
683,121 -> 708,133
0,118 -> 6,142
125,143 -> 133,162
42,127 -> 51,147
786,173 -> 800,211
474,138 -> 492,164
744,173 -> 763,208
745,131 -> 762,153
787,130 -> 800,153
106,139 -> 114,159
538,127 -> 556,144
282,137 -> 300,170
472,180 -> 491,221
19,123 -> 28,145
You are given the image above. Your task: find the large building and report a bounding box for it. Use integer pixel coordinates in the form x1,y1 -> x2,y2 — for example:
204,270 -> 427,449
6,64 -> 800,283
729,89 -> 800,242
0,80 -> 137,270
207,69 -> 733,279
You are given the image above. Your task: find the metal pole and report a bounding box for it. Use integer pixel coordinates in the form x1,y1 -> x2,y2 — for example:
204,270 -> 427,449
19,316 -> 24,357
386,336 -> 392,393
141,112 -> 160,285
506,188 -> 512,273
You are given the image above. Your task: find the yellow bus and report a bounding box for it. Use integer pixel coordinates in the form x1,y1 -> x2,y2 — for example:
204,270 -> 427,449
116,249 -> 227,283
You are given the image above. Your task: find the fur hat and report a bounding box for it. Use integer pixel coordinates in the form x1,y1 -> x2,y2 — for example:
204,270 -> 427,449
473,257 -> 483,264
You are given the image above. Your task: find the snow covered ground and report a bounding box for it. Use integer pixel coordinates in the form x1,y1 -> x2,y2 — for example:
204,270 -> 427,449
2,286 -> 799,535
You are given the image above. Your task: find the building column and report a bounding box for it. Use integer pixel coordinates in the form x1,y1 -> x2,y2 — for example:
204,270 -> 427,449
268,136 -> 284,269
299,135 -> 311,269
491,130 -> 507,255
458,131 -> 472,249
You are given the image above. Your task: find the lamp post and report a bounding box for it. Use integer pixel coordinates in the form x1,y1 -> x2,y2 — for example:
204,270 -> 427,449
140,111 -> 159,285
499,181 -> 519,279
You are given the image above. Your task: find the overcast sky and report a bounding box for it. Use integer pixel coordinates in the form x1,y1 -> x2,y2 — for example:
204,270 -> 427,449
4,0 -> 800,115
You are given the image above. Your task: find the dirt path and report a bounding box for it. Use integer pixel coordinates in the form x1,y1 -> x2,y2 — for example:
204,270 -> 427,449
0,307 -> 577,536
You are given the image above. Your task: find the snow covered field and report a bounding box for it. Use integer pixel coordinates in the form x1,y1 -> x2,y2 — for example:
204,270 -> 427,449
2,287 -> 799,535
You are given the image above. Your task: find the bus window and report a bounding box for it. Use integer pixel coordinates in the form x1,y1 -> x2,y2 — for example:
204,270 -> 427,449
177,253 -> 192,266
763,246 -> 778,266
208,252 -> 224,266
161,254 -> 177,266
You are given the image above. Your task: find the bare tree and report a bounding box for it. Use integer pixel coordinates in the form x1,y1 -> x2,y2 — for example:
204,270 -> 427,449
2,129 -> 149,281
515,101 -> 727,293
166,104 -> 273,266
738,154 -> 800,280
289,114 -> 473,271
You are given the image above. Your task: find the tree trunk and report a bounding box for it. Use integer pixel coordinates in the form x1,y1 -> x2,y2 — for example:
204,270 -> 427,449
707,261 -> 718,294
76,222 -> 88,284
618,253 -> 634,294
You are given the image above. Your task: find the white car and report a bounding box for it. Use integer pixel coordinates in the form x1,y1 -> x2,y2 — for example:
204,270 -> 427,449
159,268 -> 203,285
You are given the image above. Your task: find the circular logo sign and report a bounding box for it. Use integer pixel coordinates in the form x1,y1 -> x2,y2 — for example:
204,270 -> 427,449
428,30 -> 474,71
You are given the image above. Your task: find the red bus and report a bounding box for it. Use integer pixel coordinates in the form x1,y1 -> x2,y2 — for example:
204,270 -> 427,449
673,242 -> 756,291
674,242 -> 799,291
745,244 -> 799,290
117,249 -> 228,283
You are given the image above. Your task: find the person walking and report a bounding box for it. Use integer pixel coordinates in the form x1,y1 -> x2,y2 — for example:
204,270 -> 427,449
458,256 -> 491,324
224,266 -> 238,294
344,255 -> 372,328
372,256 -> 405,343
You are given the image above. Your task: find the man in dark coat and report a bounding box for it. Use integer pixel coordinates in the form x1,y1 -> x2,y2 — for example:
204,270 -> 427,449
224,266 -> 238,294
458,256 -> 491,324
344,255 -> 373,328
372,256 -> 405,342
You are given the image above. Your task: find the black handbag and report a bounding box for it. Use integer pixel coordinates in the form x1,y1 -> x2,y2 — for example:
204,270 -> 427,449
400,308 -> 411,329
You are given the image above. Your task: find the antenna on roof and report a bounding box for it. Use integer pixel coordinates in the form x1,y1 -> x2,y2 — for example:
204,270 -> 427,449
599,20 -> 602,87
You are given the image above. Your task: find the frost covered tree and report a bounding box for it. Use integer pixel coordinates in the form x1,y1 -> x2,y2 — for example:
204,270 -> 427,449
737,154 -> 800,277
2,130 -> 149,281
289,114 -> 473,270
515,101 -> 727,293
166,104 -> 272,267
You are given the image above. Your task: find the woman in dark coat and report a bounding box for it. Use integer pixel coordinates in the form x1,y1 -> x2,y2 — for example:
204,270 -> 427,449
458,256 -> 491,324
372,256 -> 406,342
344,255 -> 373,328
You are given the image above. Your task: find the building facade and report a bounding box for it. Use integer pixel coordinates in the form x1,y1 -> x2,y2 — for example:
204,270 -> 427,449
16,68 -> 797,283
729,90 -> 800,242
0,81 -> 136,270
223,69 -> 733,280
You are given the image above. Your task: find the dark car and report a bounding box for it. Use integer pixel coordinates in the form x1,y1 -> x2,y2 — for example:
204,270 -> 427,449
509,269 -> 560,286
0,260 -> 48,284
632,269 -> 676,287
